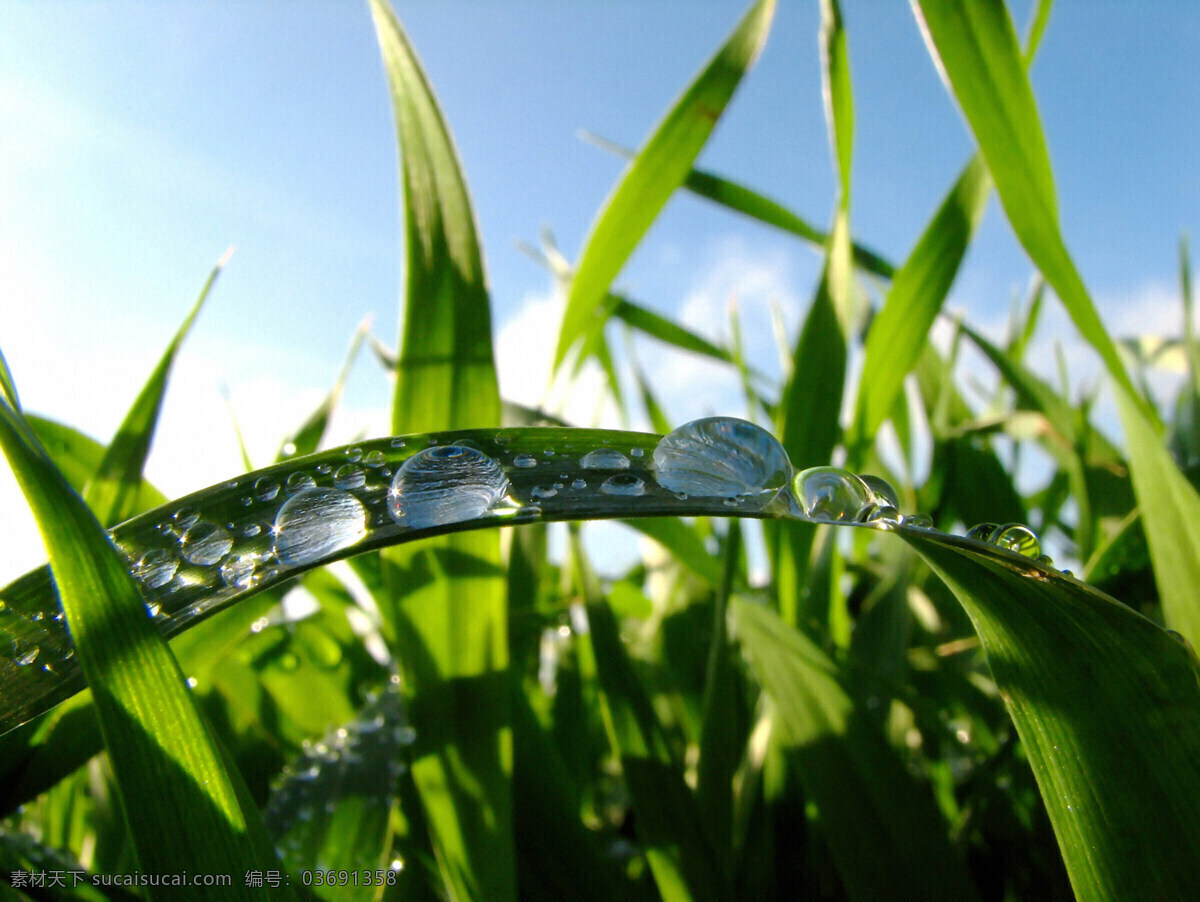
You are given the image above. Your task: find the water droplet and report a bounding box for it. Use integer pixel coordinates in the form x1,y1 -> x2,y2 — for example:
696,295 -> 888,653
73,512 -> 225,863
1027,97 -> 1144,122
543,448 -> 556,457
314,463 -> 332,476
364,449 -> 386,467
346,447 -> 363,462
242,522 -> 262,538
333,464 -> 365,490
220,553 -> 262,589
860,474 -> 900,510
1036,553 -> 1055,567
793,468 -> 873,522
580,449 -> 630,470
652,417 -> 791,510
254,477 -> 280,502
513,454 -> 538,469
145,600 -> 162,618
389,445 -> 510,528
571,478 -> 587,490
240,495 -> 253,507
180,523 -> 233,566
15,646 -> 40,666
902,514 -> 934,530
990,523 -> 1041,558
134,548 -> 179,588
274,487 -> 368,566
600,474 -> 645,497
965,522 -> 999,542
286,471 -> 317,493
172,507 -> 200,529
531,485 -> 558,499
391,438 -> 406,448
630,448 -> 645,458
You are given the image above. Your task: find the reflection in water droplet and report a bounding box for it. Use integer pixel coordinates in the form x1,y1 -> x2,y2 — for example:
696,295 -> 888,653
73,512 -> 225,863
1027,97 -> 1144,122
793,468 -> 873,522
390,445 -> 510,528
513,454 -> 537,469
531,486 -> 558,499
286,471 -> 317,493
15,646 -> 39,667
965,522 -> 999,542
220,553 -> 262,589
315,463 -> 332,476
653,417 -> 791,510
134,548 -> 179,588
180,522 -> 233,566
580,449 -> 630,470
255,477 -> 280,502
173,507 -> 200,530
334,464 -> 365,490
600,474 -> 646,497
990,523 -> 1042,558
630,448 -> 644,458
860,474 -> 900,510
346,447 -> 363,462
364,450 -> 386,467
571,478 -> 587,490
274,487 -> 368,566
902,514 -> 935,530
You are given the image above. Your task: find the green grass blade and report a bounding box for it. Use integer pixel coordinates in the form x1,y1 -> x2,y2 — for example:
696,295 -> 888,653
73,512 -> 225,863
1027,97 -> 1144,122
732,597 -> 979,901
0,401 -> 283,898
554,0 -> 776,368
369,1 -> 512,898
911,0 -> 1139,410
610,294 -> 737,368
85,250 -> 229,527
582,130 -> 895,279
277,320 -> 369,462
850,156 -> 991,460
902,528 -> 1200,900
29,415 -> 166,509
0,346 -> 20,411
820,0 -> 853,202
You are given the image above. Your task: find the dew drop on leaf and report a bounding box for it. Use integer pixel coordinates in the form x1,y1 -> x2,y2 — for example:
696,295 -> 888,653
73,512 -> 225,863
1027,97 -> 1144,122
134,548 -> 179,588
580,448 -> 631,470
274,487 -> 368,566
180,522 -> 233,566
653,417 -> 791,509
389,445 -> 510,528
600,474 -> 646,497
793,467 -> 873,522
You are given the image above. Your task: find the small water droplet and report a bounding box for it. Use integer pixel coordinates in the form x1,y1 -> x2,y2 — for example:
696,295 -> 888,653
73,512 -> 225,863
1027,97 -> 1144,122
965,522 -> 1000,542
172,507 -> 200,529
333,464 -> 365,490
580,449 -> 630,470
902,514 -> 934,530
180,523 -> 233,566
990,523 -> 1041,558
274,487 -> 368,566
571,478 -> 587,490
240,495 -> 253,507
1036,553 -> 1055,567
254,477 -> 280,502
600,474 -> 645,497
389,445 -> 510,528
134,548 -> 179,588
630,448 -> 645,458
513,454 -> 538,468
364,449 -> 386,467
220,553 -> 262,589
314,463 -> 332,476
652,417 -> 791,510
286,471 -> 317,493
346,447 -> 363,462
860,474 -> 901,511
15,646 -> 40,666
531,485 -> 558,499
793,468 -> 873,522
242,522 -> 262,538
391,437 -> 406,448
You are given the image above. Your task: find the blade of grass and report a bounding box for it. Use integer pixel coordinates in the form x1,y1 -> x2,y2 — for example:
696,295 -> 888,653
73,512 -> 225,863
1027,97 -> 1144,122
369,2 -> 513,899
0,397 -> 284,898
85,249 -> 230,527
902,527 -> 1200,901
554,0 -> 776,368
732,596 -> 979,901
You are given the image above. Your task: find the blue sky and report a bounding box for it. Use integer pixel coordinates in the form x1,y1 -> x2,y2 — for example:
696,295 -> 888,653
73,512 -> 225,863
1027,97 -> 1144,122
2,1 -> 1198,578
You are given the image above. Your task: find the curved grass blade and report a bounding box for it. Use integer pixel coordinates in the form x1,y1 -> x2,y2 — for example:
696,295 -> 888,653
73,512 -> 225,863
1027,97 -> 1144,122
579,131 -> 895,279
901,528 -> 1200,901
554,0 -> 776,368
369,1 -> 510,897
732,596 -> 979,901
86,249 -> 230,528
0,398 -> 285,898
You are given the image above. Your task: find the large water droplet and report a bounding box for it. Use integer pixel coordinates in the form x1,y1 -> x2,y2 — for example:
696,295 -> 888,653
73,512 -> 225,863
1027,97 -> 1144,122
580,448 -> 630,470
990,523 -> 1042,558
653,417 -> 791,510
600,474 -> 646,497
134,548 -> 179,588
180,522 -> 233,566
793,468 -> 873,522
274,487 -> 368,566
389,445 -> 509,528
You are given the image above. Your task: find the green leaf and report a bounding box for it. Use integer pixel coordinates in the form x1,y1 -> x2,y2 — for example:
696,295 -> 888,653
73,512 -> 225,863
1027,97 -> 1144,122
902,528 -> 1200,901
731,596 -> 978,901
85,250 -> 228,527
850,156 -> 991,459
0,397 -> 283,898
820,0 -> 853,203
554,0 -> 777,368
369,1 -> 512,899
